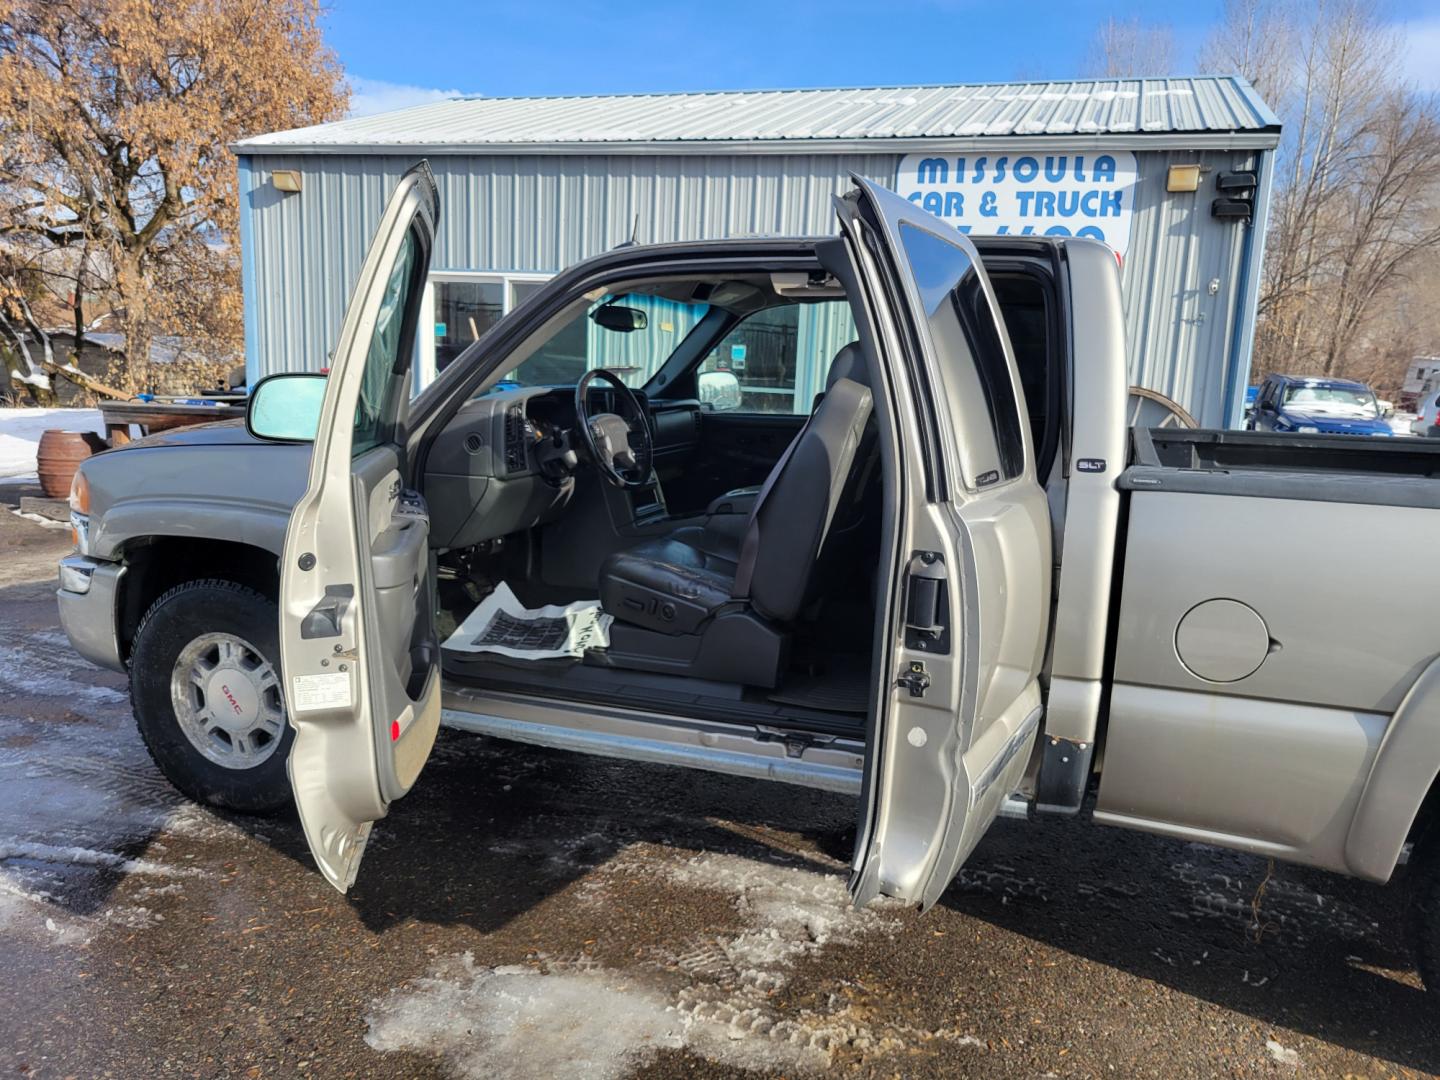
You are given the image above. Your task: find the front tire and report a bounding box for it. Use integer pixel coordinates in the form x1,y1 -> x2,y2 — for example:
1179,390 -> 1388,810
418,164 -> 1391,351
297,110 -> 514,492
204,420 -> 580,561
130,579 -> 294,813
1411,828 -> 1440,996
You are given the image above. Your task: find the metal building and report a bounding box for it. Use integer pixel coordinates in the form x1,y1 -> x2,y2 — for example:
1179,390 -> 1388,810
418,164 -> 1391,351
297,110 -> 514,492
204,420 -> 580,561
234,76 -> 1280,426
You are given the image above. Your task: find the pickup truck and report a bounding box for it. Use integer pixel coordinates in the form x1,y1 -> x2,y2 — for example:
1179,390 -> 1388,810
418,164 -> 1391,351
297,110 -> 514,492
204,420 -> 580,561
56,166 -> 1440,994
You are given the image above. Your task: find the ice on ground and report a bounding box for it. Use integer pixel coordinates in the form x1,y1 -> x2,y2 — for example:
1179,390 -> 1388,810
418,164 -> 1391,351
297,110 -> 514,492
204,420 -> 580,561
0,841 -> 205,879
0,637 -> 129,713
1266,1038 -> 1300,1066
367,850 -> 982,1077
0,406 -> 104,480
160,802 -> 250,843
1172,859 -> 1379,945
653,851 -> 895,978
367,956 -> 685,1080
0,622 -> 196,939
0,868 -> 92,946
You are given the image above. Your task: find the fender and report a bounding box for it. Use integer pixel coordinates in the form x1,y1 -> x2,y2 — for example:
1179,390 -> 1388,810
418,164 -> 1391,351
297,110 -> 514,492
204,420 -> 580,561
1345,655 -> 1440,882
93,496 -> 292,562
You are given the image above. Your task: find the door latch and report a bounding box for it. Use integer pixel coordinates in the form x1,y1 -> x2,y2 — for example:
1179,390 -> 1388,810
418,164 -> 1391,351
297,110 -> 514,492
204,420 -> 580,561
896,661 -> 931,699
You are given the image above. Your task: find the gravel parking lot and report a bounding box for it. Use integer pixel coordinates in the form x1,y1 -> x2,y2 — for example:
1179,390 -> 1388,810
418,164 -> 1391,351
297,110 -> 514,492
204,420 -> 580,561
3,494 -> 1438,1079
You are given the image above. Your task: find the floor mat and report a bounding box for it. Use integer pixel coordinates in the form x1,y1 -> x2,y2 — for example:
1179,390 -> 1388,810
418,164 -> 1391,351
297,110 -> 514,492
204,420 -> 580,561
767,662 -> 871,714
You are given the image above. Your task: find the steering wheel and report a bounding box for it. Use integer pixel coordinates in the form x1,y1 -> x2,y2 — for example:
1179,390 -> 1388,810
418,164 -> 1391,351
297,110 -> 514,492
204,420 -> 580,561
574,369 -> 654,489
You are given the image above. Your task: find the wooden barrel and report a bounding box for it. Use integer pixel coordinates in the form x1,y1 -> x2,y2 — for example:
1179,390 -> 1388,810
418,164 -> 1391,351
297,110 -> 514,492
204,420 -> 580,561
36,429 -> 107,498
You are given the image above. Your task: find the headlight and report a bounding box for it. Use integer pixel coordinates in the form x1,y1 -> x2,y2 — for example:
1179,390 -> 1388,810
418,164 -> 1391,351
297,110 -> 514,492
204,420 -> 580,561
1297,425 -> 1319,433
69,511 -> 90,555
68,470 -> 90,554
68,469 -> 89,515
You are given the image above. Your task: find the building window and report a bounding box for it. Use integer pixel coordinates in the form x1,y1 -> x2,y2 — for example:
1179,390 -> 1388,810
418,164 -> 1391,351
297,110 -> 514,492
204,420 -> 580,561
698,300 -> 857,415
416,271 -> 551,392
434,280 -> 503,371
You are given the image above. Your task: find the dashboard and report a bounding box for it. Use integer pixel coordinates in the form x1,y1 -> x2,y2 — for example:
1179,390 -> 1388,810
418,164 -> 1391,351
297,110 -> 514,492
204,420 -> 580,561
423,385 -> 702,550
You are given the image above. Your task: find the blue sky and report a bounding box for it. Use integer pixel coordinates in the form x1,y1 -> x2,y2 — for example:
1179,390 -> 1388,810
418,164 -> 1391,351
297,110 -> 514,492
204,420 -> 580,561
326,0 -> 1440,115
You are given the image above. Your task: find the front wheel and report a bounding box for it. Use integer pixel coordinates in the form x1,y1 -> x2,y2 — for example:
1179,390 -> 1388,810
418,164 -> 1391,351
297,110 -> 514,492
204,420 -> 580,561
129,579 -> 294,812
1411,834 -> 1440,996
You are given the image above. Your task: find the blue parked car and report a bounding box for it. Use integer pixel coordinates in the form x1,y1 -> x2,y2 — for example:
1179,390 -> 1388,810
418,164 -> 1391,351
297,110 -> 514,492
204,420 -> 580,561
1247,374 -> 1394,436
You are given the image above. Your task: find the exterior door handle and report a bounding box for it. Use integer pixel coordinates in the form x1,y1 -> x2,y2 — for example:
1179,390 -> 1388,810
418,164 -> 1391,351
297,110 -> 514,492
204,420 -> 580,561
904,551 -> 949,652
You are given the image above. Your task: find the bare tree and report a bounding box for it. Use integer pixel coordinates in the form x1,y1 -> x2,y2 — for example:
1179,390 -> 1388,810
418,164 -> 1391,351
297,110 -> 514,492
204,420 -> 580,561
1201,0 -> 1440,385
1316,93 -> 1440,374
1085,17 -> 1177,78
1198,0 -> 1297,113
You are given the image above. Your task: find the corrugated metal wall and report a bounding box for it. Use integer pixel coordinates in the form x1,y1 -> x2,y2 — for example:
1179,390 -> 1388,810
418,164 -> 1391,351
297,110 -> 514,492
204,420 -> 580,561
242,146 -> 1263,426
1119,148 -> 1259,426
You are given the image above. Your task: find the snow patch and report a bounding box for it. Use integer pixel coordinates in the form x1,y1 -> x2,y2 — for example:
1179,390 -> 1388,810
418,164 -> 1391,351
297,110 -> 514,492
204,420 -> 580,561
0,840 -> 206,878
160,802 -> 250,843
1172,859 -> 1379,945
0,869 -> 92,946
9,508 -> 70,530
0,407 -> 104,480
1266,1038 -> 1300,1066
653,852 -> 895,978
367,957 -> 685,1080
368,851 -> 980,1077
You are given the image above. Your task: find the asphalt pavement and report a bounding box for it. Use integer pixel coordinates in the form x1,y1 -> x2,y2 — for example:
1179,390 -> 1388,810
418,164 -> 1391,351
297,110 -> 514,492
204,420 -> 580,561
2,491 -> 1437,1079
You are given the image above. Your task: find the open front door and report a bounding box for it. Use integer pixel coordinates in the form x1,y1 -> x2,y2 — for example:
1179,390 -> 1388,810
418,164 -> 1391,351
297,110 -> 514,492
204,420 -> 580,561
837,178 -> 1051,909
279,163 -> 442,892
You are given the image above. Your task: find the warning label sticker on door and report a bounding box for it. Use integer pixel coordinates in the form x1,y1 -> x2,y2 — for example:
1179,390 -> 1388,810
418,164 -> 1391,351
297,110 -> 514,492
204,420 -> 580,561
291,671 -> 353,712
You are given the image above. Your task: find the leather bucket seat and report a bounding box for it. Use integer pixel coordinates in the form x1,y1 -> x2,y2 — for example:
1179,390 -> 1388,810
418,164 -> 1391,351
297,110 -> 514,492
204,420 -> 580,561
596,343 -> 874,687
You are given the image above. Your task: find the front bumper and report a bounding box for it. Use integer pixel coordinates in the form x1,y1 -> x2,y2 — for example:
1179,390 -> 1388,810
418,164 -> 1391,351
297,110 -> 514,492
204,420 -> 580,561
56,555 -> 127,673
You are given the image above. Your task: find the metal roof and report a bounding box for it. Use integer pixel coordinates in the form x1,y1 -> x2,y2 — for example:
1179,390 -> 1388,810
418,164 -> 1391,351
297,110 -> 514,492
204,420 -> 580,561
235,76 -> 1280,155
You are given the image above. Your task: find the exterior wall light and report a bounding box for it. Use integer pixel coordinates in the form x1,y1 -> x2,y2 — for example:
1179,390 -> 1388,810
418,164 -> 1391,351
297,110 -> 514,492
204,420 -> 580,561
1166,165 -> 1201,193
272,170 -> 303,194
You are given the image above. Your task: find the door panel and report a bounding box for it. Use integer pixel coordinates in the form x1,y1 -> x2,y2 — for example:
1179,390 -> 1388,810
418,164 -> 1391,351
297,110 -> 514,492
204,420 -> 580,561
279,163 -> 442,892
837,178 -> 1052,909
676,411 -> 805,513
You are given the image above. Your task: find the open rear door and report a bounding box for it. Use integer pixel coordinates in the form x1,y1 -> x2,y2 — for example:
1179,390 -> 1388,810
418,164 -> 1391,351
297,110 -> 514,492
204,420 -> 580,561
836,178 -> 1052,909
279,163 -> 442,892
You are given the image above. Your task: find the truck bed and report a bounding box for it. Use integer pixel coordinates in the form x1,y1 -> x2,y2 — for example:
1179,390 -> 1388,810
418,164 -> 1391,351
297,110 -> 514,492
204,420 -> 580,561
1123,427 -> 1440,509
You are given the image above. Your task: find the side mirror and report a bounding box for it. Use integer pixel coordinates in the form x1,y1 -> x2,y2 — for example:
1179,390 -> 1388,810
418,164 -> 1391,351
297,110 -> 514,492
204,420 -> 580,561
591,304 -> 647,333
247,372 -> 328,442
697,369 -> 742,412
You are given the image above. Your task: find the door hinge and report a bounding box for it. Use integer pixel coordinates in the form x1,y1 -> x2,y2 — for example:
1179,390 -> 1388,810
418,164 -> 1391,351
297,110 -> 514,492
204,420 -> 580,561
896,661 -> 931,699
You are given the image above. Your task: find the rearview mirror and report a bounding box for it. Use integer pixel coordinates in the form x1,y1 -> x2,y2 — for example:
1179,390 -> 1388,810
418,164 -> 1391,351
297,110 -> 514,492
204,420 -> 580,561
591,304 -> 647,332
247,372 -> 327,442
697,369 -> 742,412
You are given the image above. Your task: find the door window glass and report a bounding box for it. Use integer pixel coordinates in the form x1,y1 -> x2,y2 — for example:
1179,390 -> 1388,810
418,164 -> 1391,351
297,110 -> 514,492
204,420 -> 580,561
434,281 -> 502,372
698,300 -> 858,414
354,227 -> 420,457
897,222 -> 1026,486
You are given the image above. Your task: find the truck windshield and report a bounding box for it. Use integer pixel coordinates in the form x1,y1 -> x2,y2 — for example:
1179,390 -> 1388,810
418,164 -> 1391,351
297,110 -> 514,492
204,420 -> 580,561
493,293 -> 711,390
1282,384 -> 1379,417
